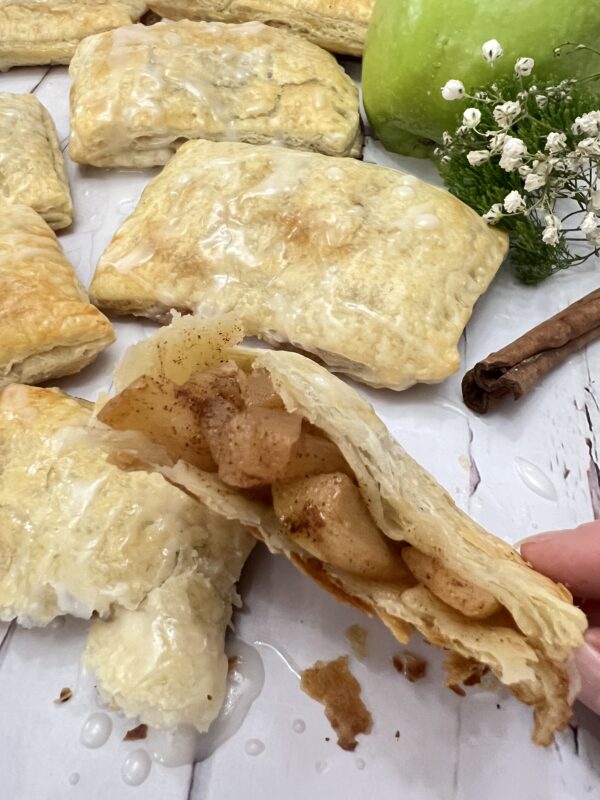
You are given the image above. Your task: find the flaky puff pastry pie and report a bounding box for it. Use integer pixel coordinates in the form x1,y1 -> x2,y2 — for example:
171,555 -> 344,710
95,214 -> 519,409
68,20 -> 362,167
0,93 -> 72,229
0,383 -> 254,730
0,203 -> 114,388
0,0 -> 148,71
148,0 -> 374,56
91,141 -> 508,390
95,315 -> 587,746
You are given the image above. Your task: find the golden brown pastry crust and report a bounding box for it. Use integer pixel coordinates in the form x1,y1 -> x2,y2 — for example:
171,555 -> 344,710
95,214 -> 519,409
68,20 -> 362,167
0,203 -> 115,388
0,0 -> 148,70
107,315 -> 586,744
0,93 -> 72,230
0,382 -> 254,731
91,140 -> 507,389
148,0 -> 374,56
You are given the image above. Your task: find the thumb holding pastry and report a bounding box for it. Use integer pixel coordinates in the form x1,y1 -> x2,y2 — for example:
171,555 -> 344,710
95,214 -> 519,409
522,522 -> 600,714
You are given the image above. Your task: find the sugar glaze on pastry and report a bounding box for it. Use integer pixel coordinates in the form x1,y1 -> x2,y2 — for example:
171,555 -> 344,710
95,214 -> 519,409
68,20 -> 362,167
0,383 -> 254,730
91,140 -> 508,389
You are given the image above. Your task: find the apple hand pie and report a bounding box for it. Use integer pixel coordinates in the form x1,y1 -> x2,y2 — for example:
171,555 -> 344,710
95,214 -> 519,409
91,140 -> 508,390
68,20 -> 362,167
0,203 -> 114,388
0,0 -> 148,71
148,0 -> 375,56
0,93 -> 72,230
84,517 -> 251,730
0,382 -> 254,730
95,315 -> 587,746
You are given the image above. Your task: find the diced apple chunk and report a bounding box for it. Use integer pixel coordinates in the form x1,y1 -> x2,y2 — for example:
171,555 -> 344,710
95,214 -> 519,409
272,473 -> 408,582
97,374 -> 216,471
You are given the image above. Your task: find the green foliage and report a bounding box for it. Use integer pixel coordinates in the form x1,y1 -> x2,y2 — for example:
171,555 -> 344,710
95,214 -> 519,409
437,70 -> 599,284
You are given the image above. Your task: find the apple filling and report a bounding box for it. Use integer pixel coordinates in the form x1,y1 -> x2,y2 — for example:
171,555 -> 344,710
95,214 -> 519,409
98,362 -> 500,619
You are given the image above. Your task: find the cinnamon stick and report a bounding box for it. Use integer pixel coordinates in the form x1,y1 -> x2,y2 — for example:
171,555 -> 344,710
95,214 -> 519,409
462,288 -> 600,413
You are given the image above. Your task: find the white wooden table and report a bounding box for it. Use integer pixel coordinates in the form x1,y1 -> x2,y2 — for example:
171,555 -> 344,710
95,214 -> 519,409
1,62 -> 600,800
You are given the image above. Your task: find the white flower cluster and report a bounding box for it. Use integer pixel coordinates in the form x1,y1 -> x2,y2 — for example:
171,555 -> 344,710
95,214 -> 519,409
439,41 -> 600,254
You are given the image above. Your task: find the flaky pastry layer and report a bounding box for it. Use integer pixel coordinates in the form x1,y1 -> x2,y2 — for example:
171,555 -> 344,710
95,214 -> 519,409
0,93 -> 72,229
0,382 -> 254,731
0,0 -> 148,70
0,203 -> 114,388
148,0 -> 375,56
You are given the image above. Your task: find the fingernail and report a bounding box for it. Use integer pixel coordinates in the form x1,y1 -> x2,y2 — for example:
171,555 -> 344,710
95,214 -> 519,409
585,629 -> 600,651
518,532 -> 560,553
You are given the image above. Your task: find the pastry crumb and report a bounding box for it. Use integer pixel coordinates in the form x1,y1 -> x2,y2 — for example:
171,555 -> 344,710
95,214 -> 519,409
228,656 -> 239,672
395,730 -> 400,739
345,624 -> 368,660
300,656 -> 373,751
123,724 -> 148,741
53,687 -> 72,704
392,651 -> 427,682
449,684 -> 466,697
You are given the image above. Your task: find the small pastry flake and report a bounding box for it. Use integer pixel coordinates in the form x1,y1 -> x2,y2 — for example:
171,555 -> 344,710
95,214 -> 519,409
148,0 -> 375,56
0,94 -> 72,230
0,0 -> 148,70
0,203 -> 114,388
91,140 -> 507,389
68,20 -> 362,167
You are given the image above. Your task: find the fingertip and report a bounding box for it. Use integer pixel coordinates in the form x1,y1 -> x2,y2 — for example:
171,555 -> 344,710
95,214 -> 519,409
574,640 -> 600,715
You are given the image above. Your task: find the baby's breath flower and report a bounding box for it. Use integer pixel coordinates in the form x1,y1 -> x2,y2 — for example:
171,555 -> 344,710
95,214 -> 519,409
467,149 -> 490,166
483,203 -> 503,223
564,150 -> 584,171
514,57 -> 534,77
577,137 -> 600,157
499,136 -> 527,171
437,43 -> 600,283
462,108 -> 481,128
572,110 -> 600,135
541,214 -> 561,246
524,172 -> 546,191
503,190 -> 526,213
493,100 -> 521,128
482,39 -> 503,63
542,228 -> 560,246
488,131 -> 507,152
581,212 -> 600,238
442,132 -> 453,146
545,132 -> 567,153
441,79 -> 465,101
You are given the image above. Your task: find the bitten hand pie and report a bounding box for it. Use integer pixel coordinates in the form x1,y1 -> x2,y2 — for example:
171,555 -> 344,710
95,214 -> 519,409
91,140 -> 508,390
0,203 -> 115,388
0,93 -> 72,229
85,531 -> 251,730
0,0 -> 148,70
68,20 -> 361,167
96,315 -> 587,746
148,0 -> 375,56
0,383 -> 254,730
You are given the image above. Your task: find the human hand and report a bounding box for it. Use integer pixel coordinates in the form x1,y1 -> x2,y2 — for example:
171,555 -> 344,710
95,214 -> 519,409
521,521 -> 600,714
